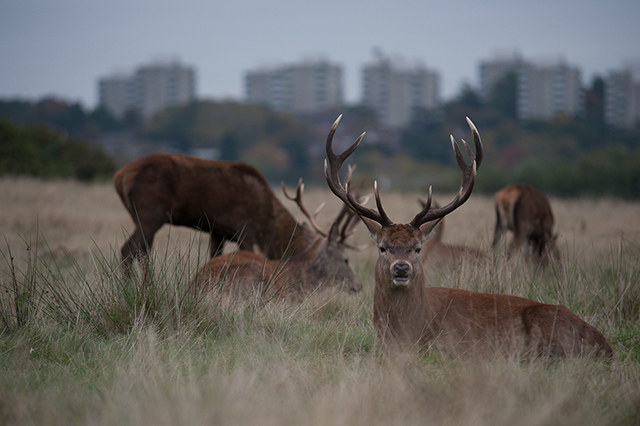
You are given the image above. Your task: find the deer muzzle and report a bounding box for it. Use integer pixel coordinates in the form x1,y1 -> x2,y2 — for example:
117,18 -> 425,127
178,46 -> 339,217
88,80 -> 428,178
391,261 -> 412,287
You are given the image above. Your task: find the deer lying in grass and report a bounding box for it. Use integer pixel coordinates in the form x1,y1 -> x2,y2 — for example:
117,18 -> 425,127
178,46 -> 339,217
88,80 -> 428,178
191,177 -> 362,301
420,201 -> 484,268
492,184 -> 560,265
114,154 -> 317,275
325,115 -> 613,359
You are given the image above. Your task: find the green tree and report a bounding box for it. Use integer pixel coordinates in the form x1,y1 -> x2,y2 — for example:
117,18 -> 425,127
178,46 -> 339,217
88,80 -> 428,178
0,119 -> 115,181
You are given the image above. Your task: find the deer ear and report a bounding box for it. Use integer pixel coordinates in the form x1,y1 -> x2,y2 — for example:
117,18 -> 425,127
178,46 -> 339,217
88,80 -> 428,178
418,218 -> 442,245
360,216 -> 382,241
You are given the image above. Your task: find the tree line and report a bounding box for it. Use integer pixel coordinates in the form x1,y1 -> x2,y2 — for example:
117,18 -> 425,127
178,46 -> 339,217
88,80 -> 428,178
0,75 -> 638,198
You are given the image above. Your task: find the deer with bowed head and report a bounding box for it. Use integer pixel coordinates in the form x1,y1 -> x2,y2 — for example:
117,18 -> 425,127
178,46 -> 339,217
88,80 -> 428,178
191,174 -> 363,302
492,183 -> 560,266
114,154 -> 318,276
324,115 -> 613,359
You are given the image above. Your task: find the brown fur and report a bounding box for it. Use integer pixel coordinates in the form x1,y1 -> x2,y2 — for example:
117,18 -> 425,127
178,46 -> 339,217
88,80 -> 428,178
325,116 -> 612,359
371,224 -> 613,359
191,214 -> 362,301
114,153 -> 316,274
492,184 -> 559,264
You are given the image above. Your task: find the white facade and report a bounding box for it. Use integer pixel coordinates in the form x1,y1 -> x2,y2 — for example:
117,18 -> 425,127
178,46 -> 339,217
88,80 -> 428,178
605,66 -> 640,130
479,53 -> 523,99
362,55 -> 440,128
98,60 -> 196,120
245,59 -> 343,113
517,59 -> 583,121
98,75 -> 136,119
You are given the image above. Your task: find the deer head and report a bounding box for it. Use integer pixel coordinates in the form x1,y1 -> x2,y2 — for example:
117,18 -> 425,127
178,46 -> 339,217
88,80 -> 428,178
282,176 -> 363,294
324,115 -> 483,291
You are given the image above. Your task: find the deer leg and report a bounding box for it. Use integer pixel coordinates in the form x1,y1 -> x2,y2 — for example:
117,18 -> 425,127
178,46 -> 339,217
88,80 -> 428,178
508,224 -> 527,258
492,217 -> 506,249
120,220 -> 163,277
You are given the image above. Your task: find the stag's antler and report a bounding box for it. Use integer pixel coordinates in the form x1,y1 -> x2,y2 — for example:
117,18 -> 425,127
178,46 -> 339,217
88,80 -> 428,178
284,164 -> 359,239
324,115 -> 393,226
409,117 -> 483,227
282,179 -> 327,237
324,115 -> 483,229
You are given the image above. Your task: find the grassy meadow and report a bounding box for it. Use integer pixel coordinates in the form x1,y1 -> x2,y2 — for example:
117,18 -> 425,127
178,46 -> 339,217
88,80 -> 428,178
1,176 -> 640,425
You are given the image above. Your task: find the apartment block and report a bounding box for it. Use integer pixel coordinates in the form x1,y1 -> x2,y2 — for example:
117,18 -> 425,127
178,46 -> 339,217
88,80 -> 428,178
517,59 -> 583,121
98,60 -> 196,120
604,66 -> 640,130
479,52 -> 523,99
245,58 -> 343,113
362,55 -> 440,128
98,75 -> 137,119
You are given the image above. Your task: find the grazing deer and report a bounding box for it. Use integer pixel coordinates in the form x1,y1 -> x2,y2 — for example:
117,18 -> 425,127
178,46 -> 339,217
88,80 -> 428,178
492,184 -> 559,265
114,154 -> 317,275
191,177 -> 363,301
325,115 -> 613,359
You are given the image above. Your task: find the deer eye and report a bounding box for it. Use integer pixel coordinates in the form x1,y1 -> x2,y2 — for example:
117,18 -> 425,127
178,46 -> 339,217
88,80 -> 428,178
379,246 -> 387,254
414,247 -> 422,254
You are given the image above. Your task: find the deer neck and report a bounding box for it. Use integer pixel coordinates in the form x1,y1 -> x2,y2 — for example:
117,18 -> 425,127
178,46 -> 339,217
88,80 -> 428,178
268,201 -> 318,258
373,263 -> 432,352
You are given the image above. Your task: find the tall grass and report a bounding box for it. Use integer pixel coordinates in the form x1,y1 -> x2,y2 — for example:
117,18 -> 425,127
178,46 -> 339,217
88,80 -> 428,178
1,177 -> 640,425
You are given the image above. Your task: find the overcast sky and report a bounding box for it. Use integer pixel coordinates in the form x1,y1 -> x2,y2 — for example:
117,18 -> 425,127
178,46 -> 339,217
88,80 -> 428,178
1,0 -> 638,109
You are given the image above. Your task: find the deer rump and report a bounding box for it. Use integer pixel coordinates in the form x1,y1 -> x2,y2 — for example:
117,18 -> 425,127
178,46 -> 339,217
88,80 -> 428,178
493,183 -> 558,262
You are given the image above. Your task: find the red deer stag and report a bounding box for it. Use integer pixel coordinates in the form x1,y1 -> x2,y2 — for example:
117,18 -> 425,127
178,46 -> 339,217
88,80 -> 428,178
114,154 -> 317,275
492,184 -> 559,265
191,177 -> 362,301
325,115 -> 613,359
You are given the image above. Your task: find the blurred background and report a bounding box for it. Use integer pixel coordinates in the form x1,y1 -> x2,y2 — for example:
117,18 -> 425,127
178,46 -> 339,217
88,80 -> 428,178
1,0 -> 639,198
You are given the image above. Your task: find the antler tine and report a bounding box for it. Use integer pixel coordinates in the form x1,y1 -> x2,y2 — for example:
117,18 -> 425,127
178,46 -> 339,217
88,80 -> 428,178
466,116 -> 483,169
281,179 -> 328,237
324,115 -> 393,226
409,117 -> 483,228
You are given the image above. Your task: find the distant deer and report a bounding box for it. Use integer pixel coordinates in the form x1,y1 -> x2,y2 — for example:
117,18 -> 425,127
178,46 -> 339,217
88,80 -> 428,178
492,184 -> 559,265
191,177 -> 362,301
114,154 -> 317,275
419,200 -> 484,268
325,115 -> 613,359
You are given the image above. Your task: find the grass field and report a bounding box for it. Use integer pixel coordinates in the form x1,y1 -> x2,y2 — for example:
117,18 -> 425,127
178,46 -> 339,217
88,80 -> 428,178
1,176 -> 639,425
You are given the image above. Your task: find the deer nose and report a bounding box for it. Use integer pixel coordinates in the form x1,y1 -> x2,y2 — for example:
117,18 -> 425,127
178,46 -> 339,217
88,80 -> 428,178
393,263 -> 410,276
391,262 -> 412,286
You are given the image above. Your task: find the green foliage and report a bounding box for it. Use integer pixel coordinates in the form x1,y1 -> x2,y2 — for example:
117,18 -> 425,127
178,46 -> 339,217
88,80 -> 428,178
0,98 -> 124,136
476,145 -> 640,199
2,92 -> 639,198
0,119 -> 115,181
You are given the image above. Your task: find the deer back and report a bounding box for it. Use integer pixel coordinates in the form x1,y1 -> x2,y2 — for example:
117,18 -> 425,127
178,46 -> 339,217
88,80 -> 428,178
193,234 -> 362,301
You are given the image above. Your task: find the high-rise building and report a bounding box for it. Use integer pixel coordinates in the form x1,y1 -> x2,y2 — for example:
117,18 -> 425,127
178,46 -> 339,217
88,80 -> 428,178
362,54 -> 440,128
479,52 -> 523,99
98,60 -> 196,120
517,58 -> 583,121
245,58 -> 343,113
604,65 -> 640,130
98,74 -> 137,119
